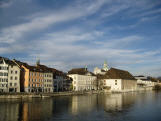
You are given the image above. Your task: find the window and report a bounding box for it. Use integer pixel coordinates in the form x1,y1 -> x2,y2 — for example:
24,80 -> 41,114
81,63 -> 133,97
74,86 -> 76,90
11,70 -> 13,74
10,83 -> 12,86
10,76 -> 13,80
14,83 -> 17,86
15,71 -> 17,74
15,77 -> 17,80
115,80 -> 117,85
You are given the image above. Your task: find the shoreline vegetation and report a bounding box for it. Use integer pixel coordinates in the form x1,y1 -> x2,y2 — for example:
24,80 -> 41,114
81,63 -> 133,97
0,88 -> 160,99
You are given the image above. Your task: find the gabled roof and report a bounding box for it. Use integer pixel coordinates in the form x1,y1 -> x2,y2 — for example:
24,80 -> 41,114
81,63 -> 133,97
13,59 -> 67,77
0,57 -> 16,65
98,68 -> 135,80
68,68 -> 95,76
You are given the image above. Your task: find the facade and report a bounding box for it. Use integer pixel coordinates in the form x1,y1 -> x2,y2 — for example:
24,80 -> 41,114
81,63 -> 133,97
134,76 -> 156,87
68,68 -> 97,91
53,71 -> 72,92
0,57 -> 8,92
43,72 -> 53,93
98,68 -> 137,92
13,60 -> 53,93
63,76 -> 73,91
8,64 -> 20,92
22,65 -> 44,92
53,75 -> 65,92
94,61 -> 109,75
0,57 -> 20,92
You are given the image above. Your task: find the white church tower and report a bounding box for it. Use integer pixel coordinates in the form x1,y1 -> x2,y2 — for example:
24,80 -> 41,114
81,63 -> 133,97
102,60 -> 109,71
94,60 -> 109,75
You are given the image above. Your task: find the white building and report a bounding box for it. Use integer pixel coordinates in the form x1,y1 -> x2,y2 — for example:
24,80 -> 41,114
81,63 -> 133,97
68,68 -> 97,91
134,76 -> 156,87
94,61 -> 109,75
99,68 -> 137,92
43,72 -> 53,93
0,57 -> 20,92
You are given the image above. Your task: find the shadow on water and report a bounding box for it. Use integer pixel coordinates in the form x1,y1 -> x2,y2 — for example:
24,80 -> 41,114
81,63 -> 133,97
0,91 -> 161,121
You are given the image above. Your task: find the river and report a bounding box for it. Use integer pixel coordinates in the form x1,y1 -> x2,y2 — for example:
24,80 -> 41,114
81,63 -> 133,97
0,91 -> 161,121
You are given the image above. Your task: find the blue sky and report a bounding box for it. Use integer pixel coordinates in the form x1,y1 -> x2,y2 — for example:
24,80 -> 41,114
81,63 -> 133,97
0,0 -> 161,77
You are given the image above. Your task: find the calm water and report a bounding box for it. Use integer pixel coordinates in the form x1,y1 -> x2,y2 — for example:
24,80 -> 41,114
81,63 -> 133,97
0,91 -> 161,121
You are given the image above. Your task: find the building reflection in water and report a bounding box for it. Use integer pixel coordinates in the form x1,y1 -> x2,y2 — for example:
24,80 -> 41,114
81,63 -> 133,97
20,98 -> 53,121
0,98 -> 53,121
71,95 -> 97,115
101,93 -> 137,112
0,99 -> 19,121
0,93 -> 138,121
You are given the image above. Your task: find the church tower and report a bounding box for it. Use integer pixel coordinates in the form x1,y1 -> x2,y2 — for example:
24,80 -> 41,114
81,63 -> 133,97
36,57 -> 40,66
102,60 -> 108,71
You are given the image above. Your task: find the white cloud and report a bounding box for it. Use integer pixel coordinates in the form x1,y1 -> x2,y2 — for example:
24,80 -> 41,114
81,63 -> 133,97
0,0 -> 107,43
0,0 -> 161,76
94,35 -> 143,48
0,0 -> 13,8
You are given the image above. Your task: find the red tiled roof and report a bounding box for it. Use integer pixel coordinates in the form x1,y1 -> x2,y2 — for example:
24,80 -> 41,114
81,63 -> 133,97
98,68 -> 135,80
68,68 -> 95,76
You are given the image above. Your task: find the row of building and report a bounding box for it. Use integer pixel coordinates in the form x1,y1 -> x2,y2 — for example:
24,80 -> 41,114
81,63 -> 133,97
68,61 -> 157,92
0,57 -> 72,93
0,57 -> 157,93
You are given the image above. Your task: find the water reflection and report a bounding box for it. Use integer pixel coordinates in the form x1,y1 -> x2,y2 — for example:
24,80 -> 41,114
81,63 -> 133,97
0,100 -> 19,121
102,93 -> 136,112
71,95 -> 97,114
0,91 -> 161,121
20,98 -> 53,121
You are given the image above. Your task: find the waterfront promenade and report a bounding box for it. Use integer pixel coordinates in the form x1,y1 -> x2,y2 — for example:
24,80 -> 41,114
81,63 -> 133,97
0,90 -> 104,99
0,86 -> 156,99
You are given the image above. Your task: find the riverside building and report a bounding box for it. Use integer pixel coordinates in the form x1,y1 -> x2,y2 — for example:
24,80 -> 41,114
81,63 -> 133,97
68,67 -> 97,91
13,59 -> 53,93
0,57 -> 20,92
98,68 -> 137,92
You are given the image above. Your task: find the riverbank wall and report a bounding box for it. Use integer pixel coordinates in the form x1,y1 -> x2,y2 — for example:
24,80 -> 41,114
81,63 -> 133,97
0,86 -> 157,99
0,90 -> 104,99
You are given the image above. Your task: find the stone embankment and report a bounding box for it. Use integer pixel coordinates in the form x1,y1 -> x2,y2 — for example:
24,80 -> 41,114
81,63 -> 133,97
0,90 -> 104,99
